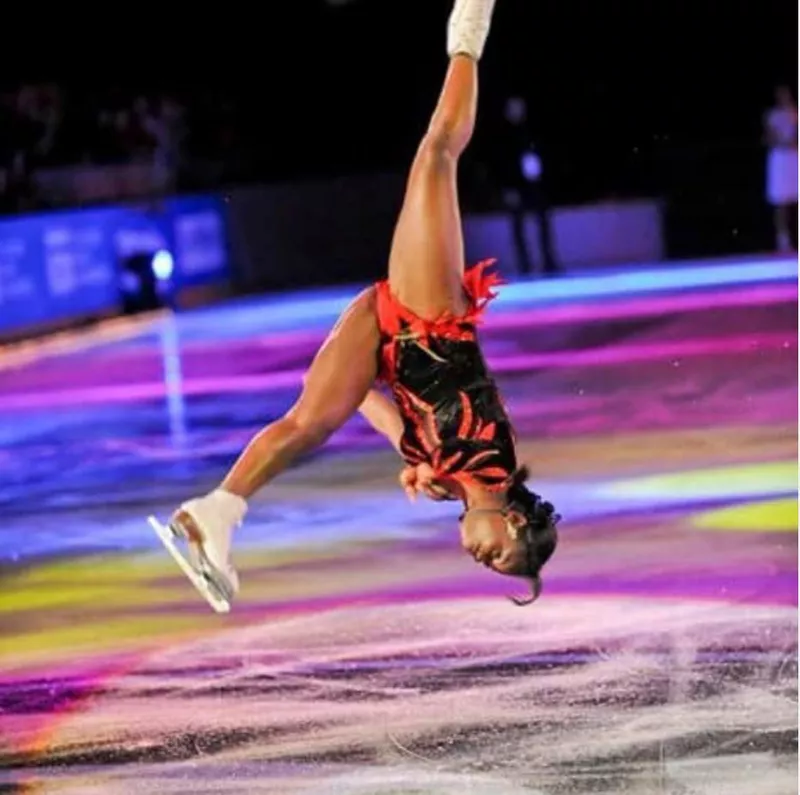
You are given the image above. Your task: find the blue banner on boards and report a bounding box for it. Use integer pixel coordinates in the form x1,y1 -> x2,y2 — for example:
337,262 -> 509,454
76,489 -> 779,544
0,195 -> 230,334
164,195 -> 230,288
0,208 -> 122,333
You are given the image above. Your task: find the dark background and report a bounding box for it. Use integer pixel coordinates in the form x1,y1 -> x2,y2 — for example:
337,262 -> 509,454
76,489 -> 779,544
1,0 -> 797,255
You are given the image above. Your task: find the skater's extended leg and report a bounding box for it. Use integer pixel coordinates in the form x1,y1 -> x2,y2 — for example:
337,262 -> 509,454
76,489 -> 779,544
387,0 -> 496,319
159,287 -> 380,606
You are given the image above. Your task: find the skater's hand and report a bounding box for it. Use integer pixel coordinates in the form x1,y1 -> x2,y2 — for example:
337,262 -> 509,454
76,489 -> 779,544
399,463 -> 453,502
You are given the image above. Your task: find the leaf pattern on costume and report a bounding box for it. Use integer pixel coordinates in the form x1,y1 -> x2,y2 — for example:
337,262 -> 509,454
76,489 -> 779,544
376,261 -> 518,492
392,380 -> 515,491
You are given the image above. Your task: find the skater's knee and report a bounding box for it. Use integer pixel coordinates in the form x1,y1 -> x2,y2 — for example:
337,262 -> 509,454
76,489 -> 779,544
419,120 -> 470,166
286,404 -> 339,447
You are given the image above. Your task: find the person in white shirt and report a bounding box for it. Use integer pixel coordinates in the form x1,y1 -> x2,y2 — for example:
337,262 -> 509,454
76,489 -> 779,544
764,85 -> 798,252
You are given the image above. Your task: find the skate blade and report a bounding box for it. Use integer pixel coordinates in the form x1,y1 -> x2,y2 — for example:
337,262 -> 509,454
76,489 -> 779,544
148,516 -> 232,614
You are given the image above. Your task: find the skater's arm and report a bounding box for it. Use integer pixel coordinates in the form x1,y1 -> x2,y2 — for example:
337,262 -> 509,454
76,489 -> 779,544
359,392 -> 457,499
359,389 -> 404,453
399,463 -> 457,502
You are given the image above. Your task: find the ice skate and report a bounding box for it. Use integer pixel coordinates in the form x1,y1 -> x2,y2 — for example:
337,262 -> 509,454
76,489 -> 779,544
447,0 -> 497,60
149,490 -> 246,613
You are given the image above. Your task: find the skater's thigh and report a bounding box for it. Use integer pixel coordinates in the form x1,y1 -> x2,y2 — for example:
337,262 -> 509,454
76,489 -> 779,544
289,287 -> 380,434
387,141 -> 468,320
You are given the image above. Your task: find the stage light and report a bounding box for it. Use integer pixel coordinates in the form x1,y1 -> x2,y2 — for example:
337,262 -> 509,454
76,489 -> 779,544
120,250 -> 176,315
521,151 -> 542,181
152,250 -> 174,281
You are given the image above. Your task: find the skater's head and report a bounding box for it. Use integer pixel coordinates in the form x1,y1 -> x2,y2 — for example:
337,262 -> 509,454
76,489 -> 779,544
459,467 -> 559,605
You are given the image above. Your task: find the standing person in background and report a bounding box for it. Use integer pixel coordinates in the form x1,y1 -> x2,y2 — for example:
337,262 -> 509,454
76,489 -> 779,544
140,95 -> 186,196
500,96 -> 559,277
764,85 -> 798,252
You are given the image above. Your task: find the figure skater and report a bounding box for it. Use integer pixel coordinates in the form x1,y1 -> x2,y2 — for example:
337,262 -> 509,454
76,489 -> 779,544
150,0 -> 560,613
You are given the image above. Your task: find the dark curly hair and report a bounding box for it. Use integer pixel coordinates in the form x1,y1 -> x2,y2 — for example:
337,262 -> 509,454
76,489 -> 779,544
504,466 -> 560,606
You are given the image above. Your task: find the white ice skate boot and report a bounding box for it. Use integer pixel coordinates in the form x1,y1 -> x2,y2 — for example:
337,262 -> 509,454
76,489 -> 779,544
149,489 -> 247,613
447,0 -> 497,61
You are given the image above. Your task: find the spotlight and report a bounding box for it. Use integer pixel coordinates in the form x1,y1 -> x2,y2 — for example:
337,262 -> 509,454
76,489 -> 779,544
152,249 -> 174,281
120,249 -> 175,315
521,151 -> 542,182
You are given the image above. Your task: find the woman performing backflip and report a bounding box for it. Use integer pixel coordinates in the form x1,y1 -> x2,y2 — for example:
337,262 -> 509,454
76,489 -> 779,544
150,0 -> 560,613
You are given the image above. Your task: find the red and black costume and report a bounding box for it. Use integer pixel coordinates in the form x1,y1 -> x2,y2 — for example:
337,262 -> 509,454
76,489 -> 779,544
376,260 -> 518,492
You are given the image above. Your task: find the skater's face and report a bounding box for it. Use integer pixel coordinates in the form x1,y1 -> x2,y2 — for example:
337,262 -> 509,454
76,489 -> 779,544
459,508 -> 527,575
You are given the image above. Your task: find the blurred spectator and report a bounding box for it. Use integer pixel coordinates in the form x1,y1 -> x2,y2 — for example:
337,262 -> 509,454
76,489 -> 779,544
139,94 -> 186,194
0,86 -> 42,211
0,84 -> 194,212
764,85 -> 798,252
499,96 -> 559,277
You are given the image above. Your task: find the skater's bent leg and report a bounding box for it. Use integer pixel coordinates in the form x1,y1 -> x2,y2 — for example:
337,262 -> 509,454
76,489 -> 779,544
220,288 -> 380,498
388,55 -> 477,319
161,289 -> 377,605
219,416 -> 321,500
